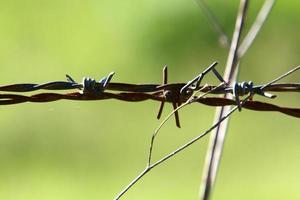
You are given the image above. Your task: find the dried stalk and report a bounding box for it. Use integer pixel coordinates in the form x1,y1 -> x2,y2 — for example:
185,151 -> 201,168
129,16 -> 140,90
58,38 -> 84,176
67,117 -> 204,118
238,0 -> 276,58
195,0 -> 230,48
199,0 -> 277,199
199,0 -> 249,199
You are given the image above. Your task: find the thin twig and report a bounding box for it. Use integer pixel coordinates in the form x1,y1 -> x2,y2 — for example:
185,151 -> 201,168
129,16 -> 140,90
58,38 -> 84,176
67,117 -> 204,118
148,101 -> 188,166
114,95 -> 251,200
199,1 -> 249,199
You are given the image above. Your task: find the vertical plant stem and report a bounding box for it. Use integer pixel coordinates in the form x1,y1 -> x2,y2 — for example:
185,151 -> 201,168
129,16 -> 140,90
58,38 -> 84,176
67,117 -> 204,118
195,0 -> 230,48
199,0 -> 249,199
238,0 -> 276,58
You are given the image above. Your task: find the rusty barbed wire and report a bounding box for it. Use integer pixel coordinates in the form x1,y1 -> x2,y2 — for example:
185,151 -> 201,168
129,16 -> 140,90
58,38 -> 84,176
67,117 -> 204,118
0,63 -> 300,123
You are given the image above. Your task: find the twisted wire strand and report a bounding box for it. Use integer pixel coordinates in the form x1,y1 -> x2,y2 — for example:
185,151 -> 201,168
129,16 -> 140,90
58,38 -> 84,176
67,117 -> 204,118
0,80 -> 299,94
0,91 -> 299,118
0,66 -> 299,120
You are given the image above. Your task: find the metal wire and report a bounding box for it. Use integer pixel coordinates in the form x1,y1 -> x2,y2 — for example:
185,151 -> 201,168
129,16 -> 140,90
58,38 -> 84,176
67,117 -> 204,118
0,66 -> 299,121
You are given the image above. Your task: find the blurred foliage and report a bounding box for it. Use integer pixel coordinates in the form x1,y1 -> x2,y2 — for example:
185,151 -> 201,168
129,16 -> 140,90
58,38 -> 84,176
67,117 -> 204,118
0,0 -> 299,199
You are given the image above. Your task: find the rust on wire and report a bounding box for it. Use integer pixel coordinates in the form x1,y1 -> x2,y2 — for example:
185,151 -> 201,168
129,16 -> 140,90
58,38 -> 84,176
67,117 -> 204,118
0,63 -> 300,125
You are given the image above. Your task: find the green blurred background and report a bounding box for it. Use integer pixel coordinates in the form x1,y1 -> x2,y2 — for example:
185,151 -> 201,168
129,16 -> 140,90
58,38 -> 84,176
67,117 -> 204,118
0,0 -> 299,199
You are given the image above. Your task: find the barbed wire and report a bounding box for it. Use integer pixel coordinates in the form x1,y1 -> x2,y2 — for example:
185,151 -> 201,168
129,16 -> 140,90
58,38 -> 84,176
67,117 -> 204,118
1,0 -> 298,199
1,63 -> 299,122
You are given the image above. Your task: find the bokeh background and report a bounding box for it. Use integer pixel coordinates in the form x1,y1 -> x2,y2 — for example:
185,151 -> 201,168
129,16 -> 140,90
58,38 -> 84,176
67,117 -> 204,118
0,0 -> 299,199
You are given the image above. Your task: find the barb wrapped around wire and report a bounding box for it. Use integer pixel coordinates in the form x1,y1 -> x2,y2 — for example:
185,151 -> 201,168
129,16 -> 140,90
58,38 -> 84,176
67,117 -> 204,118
0,62 -> 299,126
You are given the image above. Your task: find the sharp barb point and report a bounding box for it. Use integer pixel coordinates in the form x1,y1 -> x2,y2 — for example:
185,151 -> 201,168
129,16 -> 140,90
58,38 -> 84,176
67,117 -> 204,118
172,102 -> 181,128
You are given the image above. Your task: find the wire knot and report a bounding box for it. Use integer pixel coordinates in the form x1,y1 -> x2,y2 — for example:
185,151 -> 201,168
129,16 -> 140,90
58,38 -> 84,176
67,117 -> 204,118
233,81 -> 254,96
233,81 -> 254,111
233,81 -> 277,111
66,72 -> 115,95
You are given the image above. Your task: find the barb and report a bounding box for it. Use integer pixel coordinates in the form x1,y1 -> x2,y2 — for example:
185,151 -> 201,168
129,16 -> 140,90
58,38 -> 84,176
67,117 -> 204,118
156,65 -> 182,128
180,62 -> 223,95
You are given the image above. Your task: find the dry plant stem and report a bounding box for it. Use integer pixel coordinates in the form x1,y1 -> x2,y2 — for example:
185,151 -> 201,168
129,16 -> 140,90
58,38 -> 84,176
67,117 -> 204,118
148,102 -> 188,166
115,95 -> 251,200
195,0 -> 230,47
199,0 -> 249,199
238,0 -> 276,58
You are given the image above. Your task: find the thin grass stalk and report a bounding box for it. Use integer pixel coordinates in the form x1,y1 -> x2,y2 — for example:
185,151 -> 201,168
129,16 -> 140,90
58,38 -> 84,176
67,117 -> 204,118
199,0 -> 249,199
